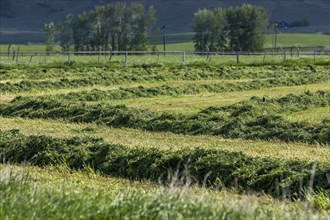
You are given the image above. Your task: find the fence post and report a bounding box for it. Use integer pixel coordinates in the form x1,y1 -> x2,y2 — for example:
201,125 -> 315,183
98,50 -> 100,63
314,50 -> 316,61
125,52 -> 128,66
16,48 -> 20,65
7,44 -> 11,59
283,50 -> 286,61
236,51 -> 239,63
67,52 -> 71,64
263,51 -> 267,62
29,55 -> 33,65
182,51 -> 186,63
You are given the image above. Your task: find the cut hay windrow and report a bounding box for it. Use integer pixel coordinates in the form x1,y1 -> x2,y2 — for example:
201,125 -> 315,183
1,64 -> 328,93
1,129 -> 329,199
1,91 -> 329,144
37,74 -> 329,101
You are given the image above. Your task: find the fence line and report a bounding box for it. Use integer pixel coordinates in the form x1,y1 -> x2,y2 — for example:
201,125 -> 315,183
1,50 -> 329,56
0,50 -> 329,65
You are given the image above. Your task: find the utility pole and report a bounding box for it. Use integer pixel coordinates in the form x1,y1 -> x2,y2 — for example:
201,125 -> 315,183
274,24 -> 278,52
162,25 -> 166,55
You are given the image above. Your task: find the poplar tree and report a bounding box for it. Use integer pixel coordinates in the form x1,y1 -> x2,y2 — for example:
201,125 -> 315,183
58,14 -> 73,52
225,4 -> 269,51
45,22 -> 55,53
193,9 -> 226,52
193,4 -> 269,52
67,3 -> 156,51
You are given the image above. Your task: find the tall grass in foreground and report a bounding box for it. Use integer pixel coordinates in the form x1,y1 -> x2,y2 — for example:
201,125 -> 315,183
1,165 -> 329,220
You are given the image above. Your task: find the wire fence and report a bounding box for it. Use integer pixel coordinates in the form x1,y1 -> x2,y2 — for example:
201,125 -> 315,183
0,50 -> 329,66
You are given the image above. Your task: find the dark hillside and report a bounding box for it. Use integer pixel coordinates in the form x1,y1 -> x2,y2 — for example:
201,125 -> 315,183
0,0 -> 329,43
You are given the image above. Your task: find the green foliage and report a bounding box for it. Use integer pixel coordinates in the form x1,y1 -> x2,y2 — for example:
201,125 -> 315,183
1,130 -> 329,199
193,8 -> 226,52
58,14 -> 74,52
193,4 -> 269,52
70,3 -> 156,51
225,4 -> 269,51
1,91 -> 329,144
44,22 -> 55,53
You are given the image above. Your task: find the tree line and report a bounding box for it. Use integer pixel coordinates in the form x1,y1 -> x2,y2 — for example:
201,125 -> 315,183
45,3 -> 269,52
193,4 -> 269,52
45,2 -> 156,52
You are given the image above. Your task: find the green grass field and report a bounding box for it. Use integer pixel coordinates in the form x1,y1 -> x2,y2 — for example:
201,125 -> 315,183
163,33 -> 330,51
0,56 -> 329,218
1,33 -> 329,52
264,33 -> 330,49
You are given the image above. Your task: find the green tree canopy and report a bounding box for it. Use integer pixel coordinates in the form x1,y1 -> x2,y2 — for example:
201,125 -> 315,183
193,8 -> 226,52
193,4 -> 269,52
58,14 -> 73,52
44,22 -> 55,53
226,4 -> 269,51
66,3 -> 156,51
